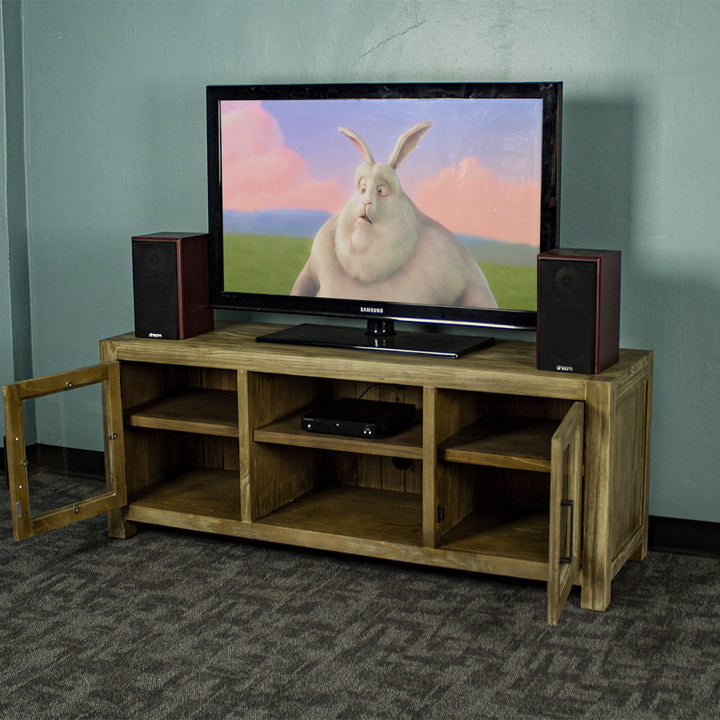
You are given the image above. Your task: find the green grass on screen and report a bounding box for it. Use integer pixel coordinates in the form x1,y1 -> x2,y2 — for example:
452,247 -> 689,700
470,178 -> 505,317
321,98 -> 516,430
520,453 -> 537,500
223,233 -> 535,310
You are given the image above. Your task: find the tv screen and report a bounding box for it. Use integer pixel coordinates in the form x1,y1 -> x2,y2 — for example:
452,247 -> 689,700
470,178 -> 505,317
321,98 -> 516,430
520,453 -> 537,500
207,82 -> 562,356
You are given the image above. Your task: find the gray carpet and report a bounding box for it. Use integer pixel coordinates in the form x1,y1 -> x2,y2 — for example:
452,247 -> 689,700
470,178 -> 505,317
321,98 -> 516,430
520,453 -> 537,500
1,470 -> 719,720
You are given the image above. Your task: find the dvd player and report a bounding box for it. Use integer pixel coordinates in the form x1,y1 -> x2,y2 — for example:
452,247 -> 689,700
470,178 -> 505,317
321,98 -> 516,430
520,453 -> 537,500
301,397 -> 416,439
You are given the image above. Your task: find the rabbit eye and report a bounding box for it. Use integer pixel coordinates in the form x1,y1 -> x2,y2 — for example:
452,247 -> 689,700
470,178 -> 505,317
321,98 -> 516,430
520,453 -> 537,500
359,183 -> 368,194
376,185 -> 390,197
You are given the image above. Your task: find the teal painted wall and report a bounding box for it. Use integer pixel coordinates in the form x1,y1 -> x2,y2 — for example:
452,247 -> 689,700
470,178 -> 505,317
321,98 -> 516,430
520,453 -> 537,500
2,0 -> 719,522
0,8 -> 10,426
2,0 -> 35,446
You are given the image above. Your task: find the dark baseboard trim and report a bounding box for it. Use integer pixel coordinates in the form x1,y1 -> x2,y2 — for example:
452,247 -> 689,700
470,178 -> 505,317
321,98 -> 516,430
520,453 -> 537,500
2,444 -> 719,558
1,442 -> 105,480
648,515 -> 720,559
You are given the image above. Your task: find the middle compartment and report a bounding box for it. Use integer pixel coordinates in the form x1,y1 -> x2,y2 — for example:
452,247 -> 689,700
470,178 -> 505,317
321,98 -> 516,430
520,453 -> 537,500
243,372 -> 424,547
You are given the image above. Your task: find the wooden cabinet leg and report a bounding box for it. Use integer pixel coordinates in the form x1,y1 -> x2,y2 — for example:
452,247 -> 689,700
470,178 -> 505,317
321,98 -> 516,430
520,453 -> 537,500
631,522 -> 649,561
580,559 -> 611,611
107,508 -> 137,539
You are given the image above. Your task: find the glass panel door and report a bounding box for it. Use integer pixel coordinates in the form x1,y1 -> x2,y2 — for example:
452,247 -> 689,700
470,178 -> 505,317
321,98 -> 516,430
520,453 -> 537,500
3,363 -> 125,541
547,401 -> 584,625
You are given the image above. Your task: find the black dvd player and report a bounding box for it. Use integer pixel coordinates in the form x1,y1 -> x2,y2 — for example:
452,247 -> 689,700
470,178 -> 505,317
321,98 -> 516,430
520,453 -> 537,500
301,397 -> 416,439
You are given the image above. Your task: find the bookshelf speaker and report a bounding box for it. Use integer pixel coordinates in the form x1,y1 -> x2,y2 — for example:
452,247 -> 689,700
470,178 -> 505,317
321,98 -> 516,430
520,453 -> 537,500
537,249 -> 621,374
132,232 -> 214,340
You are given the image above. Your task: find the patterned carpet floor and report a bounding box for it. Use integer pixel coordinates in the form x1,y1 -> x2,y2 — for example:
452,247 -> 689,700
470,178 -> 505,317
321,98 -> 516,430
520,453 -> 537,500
1,471 -> 719,719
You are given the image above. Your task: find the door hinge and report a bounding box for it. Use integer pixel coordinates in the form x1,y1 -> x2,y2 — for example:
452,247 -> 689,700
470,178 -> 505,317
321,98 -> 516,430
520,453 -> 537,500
16,501 -> 22,519
437,505 -> 445,523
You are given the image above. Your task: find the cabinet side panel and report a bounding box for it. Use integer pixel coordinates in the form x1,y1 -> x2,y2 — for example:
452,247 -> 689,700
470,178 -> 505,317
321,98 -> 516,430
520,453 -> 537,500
582,380 -> 612,611
634,356 -> 653,560
611,379 -> 649,560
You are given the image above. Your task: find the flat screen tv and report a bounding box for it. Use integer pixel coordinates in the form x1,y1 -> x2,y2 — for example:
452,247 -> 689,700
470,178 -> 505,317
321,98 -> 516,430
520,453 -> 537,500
206,82 -> 562,357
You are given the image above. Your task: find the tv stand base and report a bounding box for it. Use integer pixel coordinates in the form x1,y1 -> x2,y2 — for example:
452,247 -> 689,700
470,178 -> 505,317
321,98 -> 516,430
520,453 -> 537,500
257,321 -> 494,358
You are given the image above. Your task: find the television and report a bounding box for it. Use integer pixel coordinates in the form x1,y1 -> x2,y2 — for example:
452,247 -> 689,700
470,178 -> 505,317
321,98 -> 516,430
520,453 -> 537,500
206,82 -> 562,357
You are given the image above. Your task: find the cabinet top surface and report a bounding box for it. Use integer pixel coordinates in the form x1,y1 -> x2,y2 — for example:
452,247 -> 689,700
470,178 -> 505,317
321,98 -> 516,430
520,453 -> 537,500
101,322 -> 652,399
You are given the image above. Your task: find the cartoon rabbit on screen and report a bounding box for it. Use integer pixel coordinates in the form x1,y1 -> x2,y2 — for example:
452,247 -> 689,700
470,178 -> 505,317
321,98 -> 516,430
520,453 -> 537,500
291,121 -> 498,308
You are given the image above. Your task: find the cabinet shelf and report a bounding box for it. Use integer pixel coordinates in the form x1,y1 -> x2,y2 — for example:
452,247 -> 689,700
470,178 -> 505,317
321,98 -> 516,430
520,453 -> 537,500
256,485 -> 423,547
125,389 -> 238,437
440,508 -> 549,566
254,411 -> 424,460
440,416 -> 557,472
127,468 -> 240,522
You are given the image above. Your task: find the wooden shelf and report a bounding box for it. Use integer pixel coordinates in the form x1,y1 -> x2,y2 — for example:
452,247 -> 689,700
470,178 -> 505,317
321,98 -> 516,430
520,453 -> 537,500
257,485 -> 423,546
128,468 -> 240,521
440,416 -> 556,472
254,411 -> 424,460
125,389 -> 238,437
440,508 -> 549,566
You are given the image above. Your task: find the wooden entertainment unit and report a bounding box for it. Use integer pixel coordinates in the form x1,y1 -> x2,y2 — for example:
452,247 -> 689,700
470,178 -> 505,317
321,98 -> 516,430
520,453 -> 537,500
3,322 -> 653,624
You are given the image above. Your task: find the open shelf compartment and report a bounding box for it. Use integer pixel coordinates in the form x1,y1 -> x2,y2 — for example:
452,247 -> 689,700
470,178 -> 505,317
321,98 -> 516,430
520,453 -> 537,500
243,372 -> 424,523
249,372 -> 423,455
127,468 -> 241,524
256,484 -> 423,547
120,363 -> 241,523
428,389 -> 584,623
439,506 -> 550,565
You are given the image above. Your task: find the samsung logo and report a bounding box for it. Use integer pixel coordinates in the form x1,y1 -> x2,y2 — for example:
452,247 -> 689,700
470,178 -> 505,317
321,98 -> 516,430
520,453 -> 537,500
556,364 -> 574,373
360,306 -> 384,314
149,332 -> 163,339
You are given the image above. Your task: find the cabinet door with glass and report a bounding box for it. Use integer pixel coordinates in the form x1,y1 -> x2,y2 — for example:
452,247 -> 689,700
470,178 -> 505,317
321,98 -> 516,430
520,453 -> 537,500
3,363 -> 126,541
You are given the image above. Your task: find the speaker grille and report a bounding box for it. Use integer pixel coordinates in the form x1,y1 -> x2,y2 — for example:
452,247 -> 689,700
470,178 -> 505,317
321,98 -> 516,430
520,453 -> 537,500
538,259 -> 598,374
132,240 -> 180,339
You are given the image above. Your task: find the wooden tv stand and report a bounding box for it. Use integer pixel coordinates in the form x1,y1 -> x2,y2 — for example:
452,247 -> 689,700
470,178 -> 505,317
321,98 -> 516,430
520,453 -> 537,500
4,322 -> 652,624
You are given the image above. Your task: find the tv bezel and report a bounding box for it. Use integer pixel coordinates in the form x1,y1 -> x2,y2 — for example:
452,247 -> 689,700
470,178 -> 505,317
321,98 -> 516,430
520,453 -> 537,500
206,81 -> 562,333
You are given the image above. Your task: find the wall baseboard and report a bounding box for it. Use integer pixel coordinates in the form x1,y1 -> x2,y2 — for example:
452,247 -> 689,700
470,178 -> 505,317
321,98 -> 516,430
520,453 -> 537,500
1,442 -> 105,480
2,444 -> 718,558
648,515 -> 720,559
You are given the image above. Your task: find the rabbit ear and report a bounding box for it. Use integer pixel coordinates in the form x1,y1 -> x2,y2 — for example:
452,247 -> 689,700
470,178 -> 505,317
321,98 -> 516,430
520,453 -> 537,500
338,127 -> 375,165
388,121 -> 433,169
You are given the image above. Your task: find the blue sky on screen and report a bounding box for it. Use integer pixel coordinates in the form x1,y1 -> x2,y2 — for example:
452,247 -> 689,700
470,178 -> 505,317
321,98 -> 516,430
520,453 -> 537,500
266,97 -> 543,196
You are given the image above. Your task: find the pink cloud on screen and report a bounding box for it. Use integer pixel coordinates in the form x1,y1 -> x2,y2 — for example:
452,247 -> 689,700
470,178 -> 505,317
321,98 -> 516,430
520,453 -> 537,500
221,102 -> 345,213
414,156 -> 541,246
